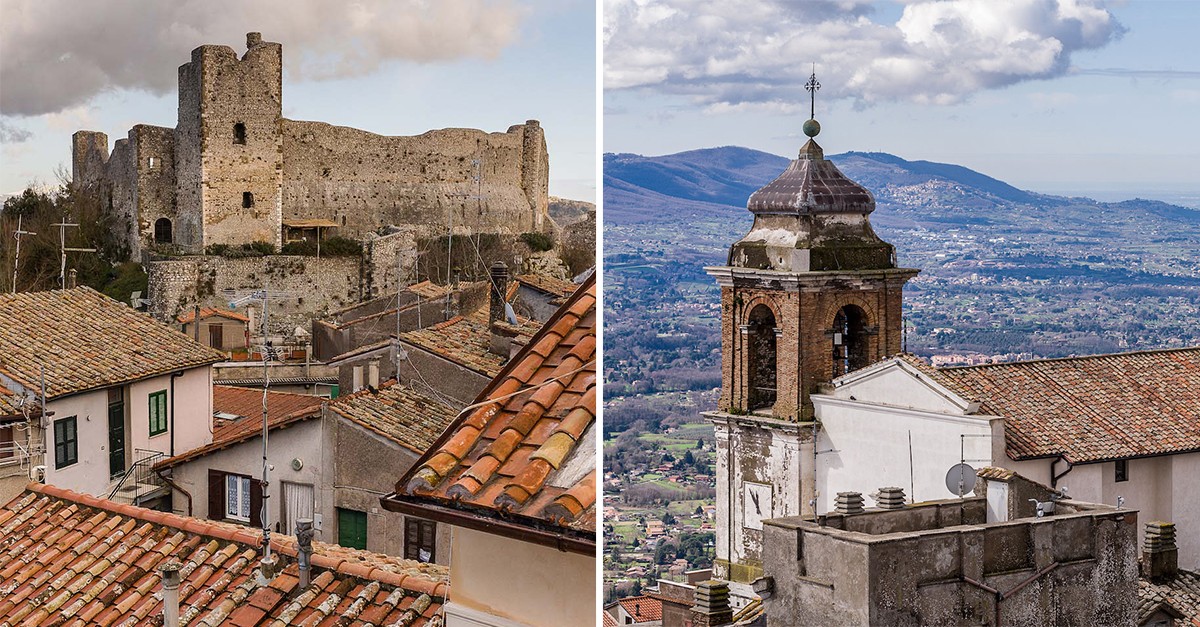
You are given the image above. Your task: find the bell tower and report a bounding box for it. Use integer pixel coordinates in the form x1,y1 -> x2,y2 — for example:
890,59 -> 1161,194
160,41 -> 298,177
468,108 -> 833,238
706,73 -> 918,585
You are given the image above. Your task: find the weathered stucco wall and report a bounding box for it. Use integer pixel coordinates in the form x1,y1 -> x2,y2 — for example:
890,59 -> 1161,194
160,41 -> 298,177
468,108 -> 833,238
147,255 -> 361,330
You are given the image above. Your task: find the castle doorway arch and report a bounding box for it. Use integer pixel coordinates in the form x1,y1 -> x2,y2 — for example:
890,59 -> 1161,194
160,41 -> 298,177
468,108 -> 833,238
154,218 -> 172,244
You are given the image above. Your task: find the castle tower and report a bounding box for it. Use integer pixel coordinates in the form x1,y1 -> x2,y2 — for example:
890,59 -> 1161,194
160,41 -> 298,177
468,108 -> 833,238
176,32 -> 284,250
705,77 -> 918,585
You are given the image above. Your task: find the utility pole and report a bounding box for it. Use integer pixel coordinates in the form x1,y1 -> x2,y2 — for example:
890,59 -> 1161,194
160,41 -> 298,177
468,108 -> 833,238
11,215 -> 36,294
50,220 -> 96,291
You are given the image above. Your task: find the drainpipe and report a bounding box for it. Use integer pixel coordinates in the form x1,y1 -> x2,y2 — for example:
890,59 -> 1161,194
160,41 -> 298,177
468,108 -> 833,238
169,371 -> 184,457
1050,456 -> 1072,489
159,562 -> 181,627
153,466 -> 193,516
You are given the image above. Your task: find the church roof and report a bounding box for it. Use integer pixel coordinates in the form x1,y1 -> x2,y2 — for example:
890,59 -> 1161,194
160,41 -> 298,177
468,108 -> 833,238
933,347 -> 1200,464
747,139 -> 875,216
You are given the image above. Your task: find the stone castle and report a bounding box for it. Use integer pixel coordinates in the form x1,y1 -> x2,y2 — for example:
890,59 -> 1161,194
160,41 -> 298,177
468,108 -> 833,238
72,32 -> 550,260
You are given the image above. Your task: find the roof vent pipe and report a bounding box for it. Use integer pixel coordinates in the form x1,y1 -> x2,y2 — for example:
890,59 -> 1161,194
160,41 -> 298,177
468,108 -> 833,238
159,562 -> 182,627
297,518 -> 315,589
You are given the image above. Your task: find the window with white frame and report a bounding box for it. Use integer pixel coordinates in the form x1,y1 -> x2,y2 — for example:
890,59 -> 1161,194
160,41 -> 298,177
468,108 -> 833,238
226,474 -> 252,522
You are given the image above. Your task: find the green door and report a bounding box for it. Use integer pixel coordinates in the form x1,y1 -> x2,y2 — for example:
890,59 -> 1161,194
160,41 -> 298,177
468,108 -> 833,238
108,388 -> 125,478
337,508 -> 367,550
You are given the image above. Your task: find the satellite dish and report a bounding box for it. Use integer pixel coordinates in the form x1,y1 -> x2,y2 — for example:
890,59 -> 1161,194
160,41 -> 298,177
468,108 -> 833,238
945,463 -> 977,497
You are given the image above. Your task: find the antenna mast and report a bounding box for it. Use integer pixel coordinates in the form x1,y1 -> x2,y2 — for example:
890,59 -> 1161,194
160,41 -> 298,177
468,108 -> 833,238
11,215 -> 36,293
50,220 -> 96,290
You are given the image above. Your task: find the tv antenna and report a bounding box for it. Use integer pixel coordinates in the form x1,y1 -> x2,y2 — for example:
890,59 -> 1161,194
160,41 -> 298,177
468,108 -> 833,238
227,283 -> 294,580
50,220 -> 96,290
10,215 -> 36,293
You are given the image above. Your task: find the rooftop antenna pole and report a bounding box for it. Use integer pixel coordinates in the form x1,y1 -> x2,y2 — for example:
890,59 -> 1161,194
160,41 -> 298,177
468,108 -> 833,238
50,219 -> 95,291
11,215 -> 36,294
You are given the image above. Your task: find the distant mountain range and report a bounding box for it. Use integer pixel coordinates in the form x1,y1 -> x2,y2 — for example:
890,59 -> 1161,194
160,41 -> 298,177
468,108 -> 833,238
603,146 -> 1200,227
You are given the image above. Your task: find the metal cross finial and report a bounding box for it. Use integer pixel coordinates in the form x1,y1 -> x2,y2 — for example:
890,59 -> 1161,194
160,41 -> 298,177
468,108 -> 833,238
805,66 -> 821,120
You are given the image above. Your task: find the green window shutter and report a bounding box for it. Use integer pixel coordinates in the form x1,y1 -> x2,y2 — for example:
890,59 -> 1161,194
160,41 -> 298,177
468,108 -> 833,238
54,417 -> 78,469
337,508 -> 367,550
149,390 -> 168,436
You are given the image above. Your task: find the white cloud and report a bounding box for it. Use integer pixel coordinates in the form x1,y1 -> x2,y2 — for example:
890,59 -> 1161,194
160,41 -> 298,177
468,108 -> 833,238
604,0 -> 1123,109
1,0 -> 526,116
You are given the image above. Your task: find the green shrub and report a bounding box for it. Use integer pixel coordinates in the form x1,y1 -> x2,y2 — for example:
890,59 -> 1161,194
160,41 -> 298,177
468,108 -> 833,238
205,244 -> 230,256
247,240 -> 276,255
520,231 -> 555,252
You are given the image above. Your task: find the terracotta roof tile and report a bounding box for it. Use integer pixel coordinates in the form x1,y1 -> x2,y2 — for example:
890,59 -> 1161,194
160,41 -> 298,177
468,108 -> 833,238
328,380 -> 460,454
0,483 -> 446,625
399,302 -> 541,378
514,273 -> 578,298
394,274 -> 596,544
158,386 -> 324,468
0,287 -> 225,399
618,595 -> 664,622
1140,569 -> 1200,624
932,347 -> 1200,463
176,306 -> 250,324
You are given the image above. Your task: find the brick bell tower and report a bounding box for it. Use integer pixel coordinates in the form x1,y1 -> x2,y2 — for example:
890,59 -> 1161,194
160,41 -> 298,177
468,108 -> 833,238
705,73 -> 918,586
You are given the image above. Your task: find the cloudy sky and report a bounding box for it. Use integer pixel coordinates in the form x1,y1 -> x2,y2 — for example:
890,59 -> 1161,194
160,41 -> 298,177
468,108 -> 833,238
0,0 -> 597,201
605,0 -> 1200,203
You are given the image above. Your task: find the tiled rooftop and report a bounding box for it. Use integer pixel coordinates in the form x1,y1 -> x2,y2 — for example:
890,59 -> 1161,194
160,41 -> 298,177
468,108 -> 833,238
176,307 -> 249,324
514,273 -> 577,298
0,483 -> 447,625
0,287 -> 225,399
1139,569 -> 1200,625
392,275 -> 596,549
329,381 -> 461,454
211,385 -> 326,442
398,300 -> 541,378
159,386 -> 324,468
618,594 -> 664,622
931,347 -> 1200,463
0,386 -> 38,420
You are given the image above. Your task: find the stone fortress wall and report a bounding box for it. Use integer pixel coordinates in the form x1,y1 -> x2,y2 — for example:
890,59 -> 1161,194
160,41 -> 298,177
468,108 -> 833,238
71,32 -> 550,260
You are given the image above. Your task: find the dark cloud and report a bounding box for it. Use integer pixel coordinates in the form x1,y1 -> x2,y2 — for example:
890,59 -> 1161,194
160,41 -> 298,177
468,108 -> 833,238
605,0 -> 1125,109
1,0 -> 525,116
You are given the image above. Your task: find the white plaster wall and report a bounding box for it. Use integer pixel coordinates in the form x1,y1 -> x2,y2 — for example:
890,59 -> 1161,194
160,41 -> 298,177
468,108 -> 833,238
1171,453 -> 1200,570
827,364 -> 969,415
447,527 -> 594,627
169,419 -> 322,526
42,389 -> 109,496
814,396 -> 999,512
123,367 -> 211,457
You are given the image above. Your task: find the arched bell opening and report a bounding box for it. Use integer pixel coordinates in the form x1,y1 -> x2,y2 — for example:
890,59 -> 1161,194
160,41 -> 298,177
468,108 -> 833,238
832,304 -> 870,377
746,304 -> 778,410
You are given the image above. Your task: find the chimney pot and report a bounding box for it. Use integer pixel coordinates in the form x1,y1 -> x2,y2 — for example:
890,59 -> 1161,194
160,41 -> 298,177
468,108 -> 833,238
159,562 -> 181,627
834,491 -> 865,515
352,365 -> 363,391
489,261 -> 510,325
368,359 -> 380,389
874,486 -> 907,510
1142,521 -> 1179,582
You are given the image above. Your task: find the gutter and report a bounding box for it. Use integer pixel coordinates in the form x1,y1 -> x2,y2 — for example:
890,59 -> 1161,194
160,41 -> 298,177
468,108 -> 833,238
380,492 -> 595,557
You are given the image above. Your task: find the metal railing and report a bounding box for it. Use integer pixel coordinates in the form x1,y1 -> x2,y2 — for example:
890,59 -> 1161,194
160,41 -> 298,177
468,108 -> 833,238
108,449 -> 166,502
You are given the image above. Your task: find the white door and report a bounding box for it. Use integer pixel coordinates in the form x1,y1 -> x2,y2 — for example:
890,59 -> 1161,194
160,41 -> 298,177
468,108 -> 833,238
280,481 -> 315,536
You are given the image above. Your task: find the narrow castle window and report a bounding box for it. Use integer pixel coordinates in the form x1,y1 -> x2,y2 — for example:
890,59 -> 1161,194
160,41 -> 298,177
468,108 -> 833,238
243,192 -> 254,208
147,157 -> 158,169
832,305 -> 870,377
747,304 -> 778,410
233,123 -> 247,145
154,218 -> 172,244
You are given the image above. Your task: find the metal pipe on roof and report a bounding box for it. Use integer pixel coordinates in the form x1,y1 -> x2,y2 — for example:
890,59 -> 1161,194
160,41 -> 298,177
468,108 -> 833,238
158,562 -> 181,627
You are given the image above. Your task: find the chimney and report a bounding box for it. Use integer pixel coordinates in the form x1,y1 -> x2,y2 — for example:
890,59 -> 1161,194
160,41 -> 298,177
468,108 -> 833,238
367,359 -> 380,389
690,580 -> 734,627
1142,521 -> 1179,582
874,486 -> 906,510
834,492 -> 865,515
352,365 -> 363,392
296,518 -> 315,589
489,261 -> 510,325
488,261 -> 516,357
67,268 -> 77,289
159,561 -> 182,627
